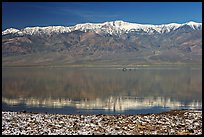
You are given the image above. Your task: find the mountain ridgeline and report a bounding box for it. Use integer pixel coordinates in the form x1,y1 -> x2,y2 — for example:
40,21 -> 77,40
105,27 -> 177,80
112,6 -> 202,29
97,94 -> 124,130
2,21 -> 202,66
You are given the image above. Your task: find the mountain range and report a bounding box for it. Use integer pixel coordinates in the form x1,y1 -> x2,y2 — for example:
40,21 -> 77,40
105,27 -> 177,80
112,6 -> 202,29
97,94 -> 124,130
2,20 -> 202,66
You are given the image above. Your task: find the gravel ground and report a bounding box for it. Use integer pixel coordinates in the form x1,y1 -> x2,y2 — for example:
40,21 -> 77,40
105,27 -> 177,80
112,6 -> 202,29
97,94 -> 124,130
2,110 -> 202,135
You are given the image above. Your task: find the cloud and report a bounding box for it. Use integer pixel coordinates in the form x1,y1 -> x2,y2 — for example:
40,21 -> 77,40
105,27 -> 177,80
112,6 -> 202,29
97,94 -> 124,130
29,4 -> 120,22
60,8 -> 120,20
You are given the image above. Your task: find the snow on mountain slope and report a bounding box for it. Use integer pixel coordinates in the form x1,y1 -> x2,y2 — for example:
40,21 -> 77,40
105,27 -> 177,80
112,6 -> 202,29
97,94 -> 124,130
21,26 -> 71,35
2,28 -> 20,35
184,21 -> 202,30
2,20 -> 202,36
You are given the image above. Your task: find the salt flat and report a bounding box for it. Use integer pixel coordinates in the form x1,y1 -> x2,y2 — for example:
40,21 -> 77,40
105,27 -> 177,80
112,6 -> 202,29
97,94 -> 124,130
2,110 -> 202,135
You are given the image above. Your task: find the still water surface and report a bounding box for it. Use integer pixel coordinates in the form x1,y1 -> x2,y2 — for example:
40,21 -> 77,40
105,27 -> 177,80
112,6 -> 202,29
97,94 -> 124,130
2,65 -> 202,115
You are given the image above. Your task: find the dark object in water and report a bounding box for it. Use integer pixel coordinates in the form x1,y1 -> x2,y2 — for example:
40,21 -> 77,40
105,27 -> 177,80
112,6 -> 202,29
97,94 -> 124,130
122,68 -> 127,71
22,110 -> 26,113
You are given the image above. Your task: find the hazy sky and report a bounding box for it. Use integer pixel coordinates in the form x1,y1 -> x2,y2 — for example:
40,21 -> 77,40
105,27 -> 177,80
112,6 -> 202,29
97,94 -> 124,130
2,2 -> 202,30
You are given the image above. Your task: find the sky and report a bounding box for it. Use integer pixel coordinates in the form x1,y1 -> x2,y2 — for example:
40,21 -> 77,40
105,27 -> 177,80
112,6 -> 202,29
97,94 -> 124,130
2,2 -> 202,30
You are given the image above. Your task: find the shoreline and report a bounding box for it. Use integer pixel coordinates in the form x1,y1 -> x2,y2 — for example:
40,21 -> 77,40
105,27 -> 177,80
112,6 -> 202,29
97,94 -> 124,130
2,109 -> 202,135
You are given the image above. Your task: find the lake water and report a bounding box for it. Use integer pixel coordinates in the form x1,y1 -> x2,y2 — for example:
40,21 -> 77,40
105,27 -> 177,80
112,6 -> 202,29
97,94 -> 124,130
2,65 -> 202,115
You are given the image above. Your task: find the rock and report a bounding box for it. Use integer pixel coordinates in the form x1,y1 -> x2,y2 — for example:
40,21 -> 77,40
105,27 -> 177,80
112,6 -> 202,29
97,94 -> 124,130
177,131 -> 192,135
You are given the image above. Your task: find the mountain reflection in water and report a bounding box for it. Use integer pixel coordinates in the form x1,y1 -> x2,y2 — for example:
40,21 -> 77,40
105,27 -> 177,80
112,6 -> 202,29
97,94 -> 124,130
2,66 -> 202,114
2,96 -> 201,111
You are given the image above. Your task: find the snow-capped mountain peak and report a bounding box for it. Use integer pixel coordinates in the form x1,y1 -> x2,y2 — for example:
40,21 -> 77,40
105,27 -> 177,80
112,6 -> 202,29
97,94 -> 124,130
184,21 -> 202,30
2,28 -> 20,35
185,21 -> 201,25
2,20 -> 202,36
